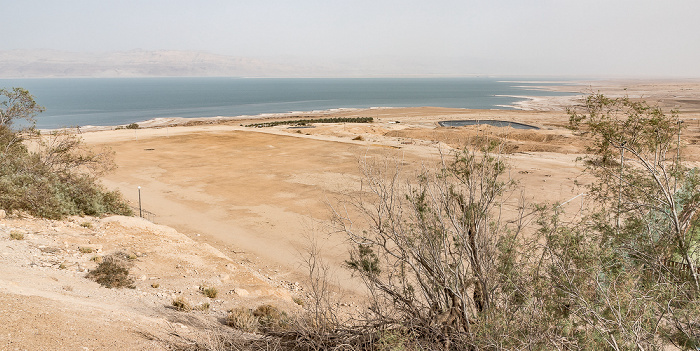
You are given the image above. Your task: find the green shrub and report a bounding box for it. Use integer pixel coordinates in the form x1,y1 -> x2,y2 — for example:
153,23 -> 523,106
0,105 -> 132,220
0,150 -> 132,219
246,117 -> 373,128
125,123 -> 139,129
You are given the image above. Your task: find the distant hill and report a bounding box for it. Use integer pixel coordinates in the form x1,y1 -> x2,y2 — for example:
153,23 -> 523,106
0,49 -> 296,78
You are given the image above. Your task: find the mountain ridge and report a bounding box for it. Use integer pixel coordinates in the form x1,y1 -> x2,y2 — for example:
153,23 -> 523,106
0,49 -> 296,78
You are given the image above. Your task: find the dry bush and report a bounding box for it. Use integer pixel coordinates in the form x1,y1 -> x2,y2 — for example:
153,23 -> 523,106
334,145 -> 525,339
9,230 -> 24,240
226,308 -> 258,333
85,254 -> 134,288
385,127 -> 578,154
172,296 -> 192,312
199,286 -> 218,299
253,305 -> 291,332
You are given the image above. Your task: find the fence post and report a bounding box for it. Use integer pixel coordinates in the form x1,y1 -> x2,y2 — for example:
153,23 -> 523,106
138,186 -> 142,218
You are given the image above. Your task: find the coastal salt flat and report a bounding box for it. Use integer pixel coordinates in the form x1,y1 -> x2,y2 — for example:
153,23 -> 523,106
2,80 -> 700,349
84,79 -> 700,289
84,109 -> 589,296
83,82 -> 700,295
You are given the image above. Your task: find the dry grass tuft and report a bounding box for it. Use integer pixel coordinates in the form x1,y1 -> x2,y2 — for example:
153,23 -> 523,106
172,296 -> 192,312
199,285 -> 218,298
9,231 -> 24,240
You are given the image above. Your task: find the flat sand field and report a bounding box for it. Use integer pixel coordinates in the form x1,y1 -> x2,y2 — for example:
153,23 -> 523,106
80,80 -> 700,294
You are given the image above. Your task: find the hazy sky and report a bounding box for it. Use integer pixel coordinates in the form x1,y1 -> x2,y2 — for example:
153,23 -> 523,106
3,0 -> 700,77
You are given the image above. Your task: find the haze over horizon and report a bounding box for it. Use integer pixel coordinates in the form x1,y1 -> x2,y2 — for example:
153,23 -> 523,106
2,0 -> 699,78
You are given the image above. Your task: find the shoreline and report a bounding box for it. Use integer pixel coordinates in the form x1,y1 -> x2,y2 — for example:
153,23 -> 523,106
44,95 -> 585,134
24,77 -> 589,132
42,107 -> 399,133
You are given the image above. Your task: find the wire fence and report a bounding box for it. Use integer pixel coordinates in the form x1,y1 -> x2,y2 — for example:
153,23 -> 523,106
665,259 -> 700,279
129,205 -> 157,222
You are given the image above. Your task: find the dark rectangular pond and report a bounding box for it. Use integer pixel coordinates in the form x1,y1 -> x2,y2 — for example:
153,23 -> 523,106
438,120 -> 539,130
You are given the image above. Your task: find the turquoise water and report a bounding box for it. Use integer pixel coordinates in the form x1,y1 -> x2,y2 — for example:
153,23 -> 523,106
0,77 -> 575,129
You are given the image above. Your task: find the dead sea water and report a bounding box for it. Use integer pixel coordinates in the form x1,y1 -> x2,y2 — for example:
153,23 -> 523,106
0,77 -> 575,129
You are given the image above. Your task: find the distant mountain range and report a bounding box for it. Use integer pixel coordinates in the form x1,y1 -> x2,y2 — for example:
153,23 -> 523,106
0,49 -> 485,79
0,49 -> 299,78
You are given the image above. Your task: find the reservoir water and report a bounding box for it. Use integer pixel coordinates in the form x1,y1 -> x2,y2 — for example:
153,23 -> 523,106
0,77 -> 575,129
438,120 -> 540,129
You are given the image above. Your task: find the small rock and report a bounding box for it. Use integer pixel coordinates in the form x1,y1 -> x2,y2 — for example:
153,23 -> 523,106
0,209 -> 6,219
139,275 -> 147,281
233,288 -> 249,297
79,244 -> 103,253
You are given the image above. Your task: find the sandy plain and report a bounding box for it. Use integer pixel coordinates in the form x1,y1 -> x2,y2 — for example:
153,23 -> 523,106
3,79 -> 700,349
84,79 -> 700,294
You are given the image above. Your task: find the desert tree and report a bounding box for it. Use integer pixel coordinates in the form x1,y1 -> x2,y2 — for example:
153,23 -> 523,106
332,143 -> 539,347
557,93 -> 700,349
0,87 -> 44,128
0,87 -> 130,219
36,130 -> 116,177
568,93 -> 700,292
0,88 -> 44,154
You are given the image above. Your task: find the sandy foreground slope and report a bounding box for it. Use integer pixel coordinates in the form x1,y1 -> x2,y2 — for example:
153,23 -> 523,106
3,80 -> 700,349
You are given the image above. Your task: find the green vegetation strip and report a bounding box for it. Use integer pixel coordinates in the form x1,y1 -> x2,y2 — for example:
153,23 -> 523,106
246,117 -> 373,128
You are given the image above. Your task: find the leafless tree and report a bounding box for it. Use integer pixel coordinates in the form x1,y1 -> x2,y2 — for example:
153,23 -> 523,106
332,144 -> 530,346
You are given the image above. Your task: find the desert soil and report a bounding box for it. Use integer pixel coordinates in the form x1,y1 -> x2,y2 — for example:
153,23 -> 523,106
2,79 -> 700,350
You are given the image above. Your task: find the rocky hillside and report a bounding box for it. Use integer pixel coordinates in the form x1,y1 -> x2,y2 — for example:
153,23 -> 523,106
0,210 -> 299,350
